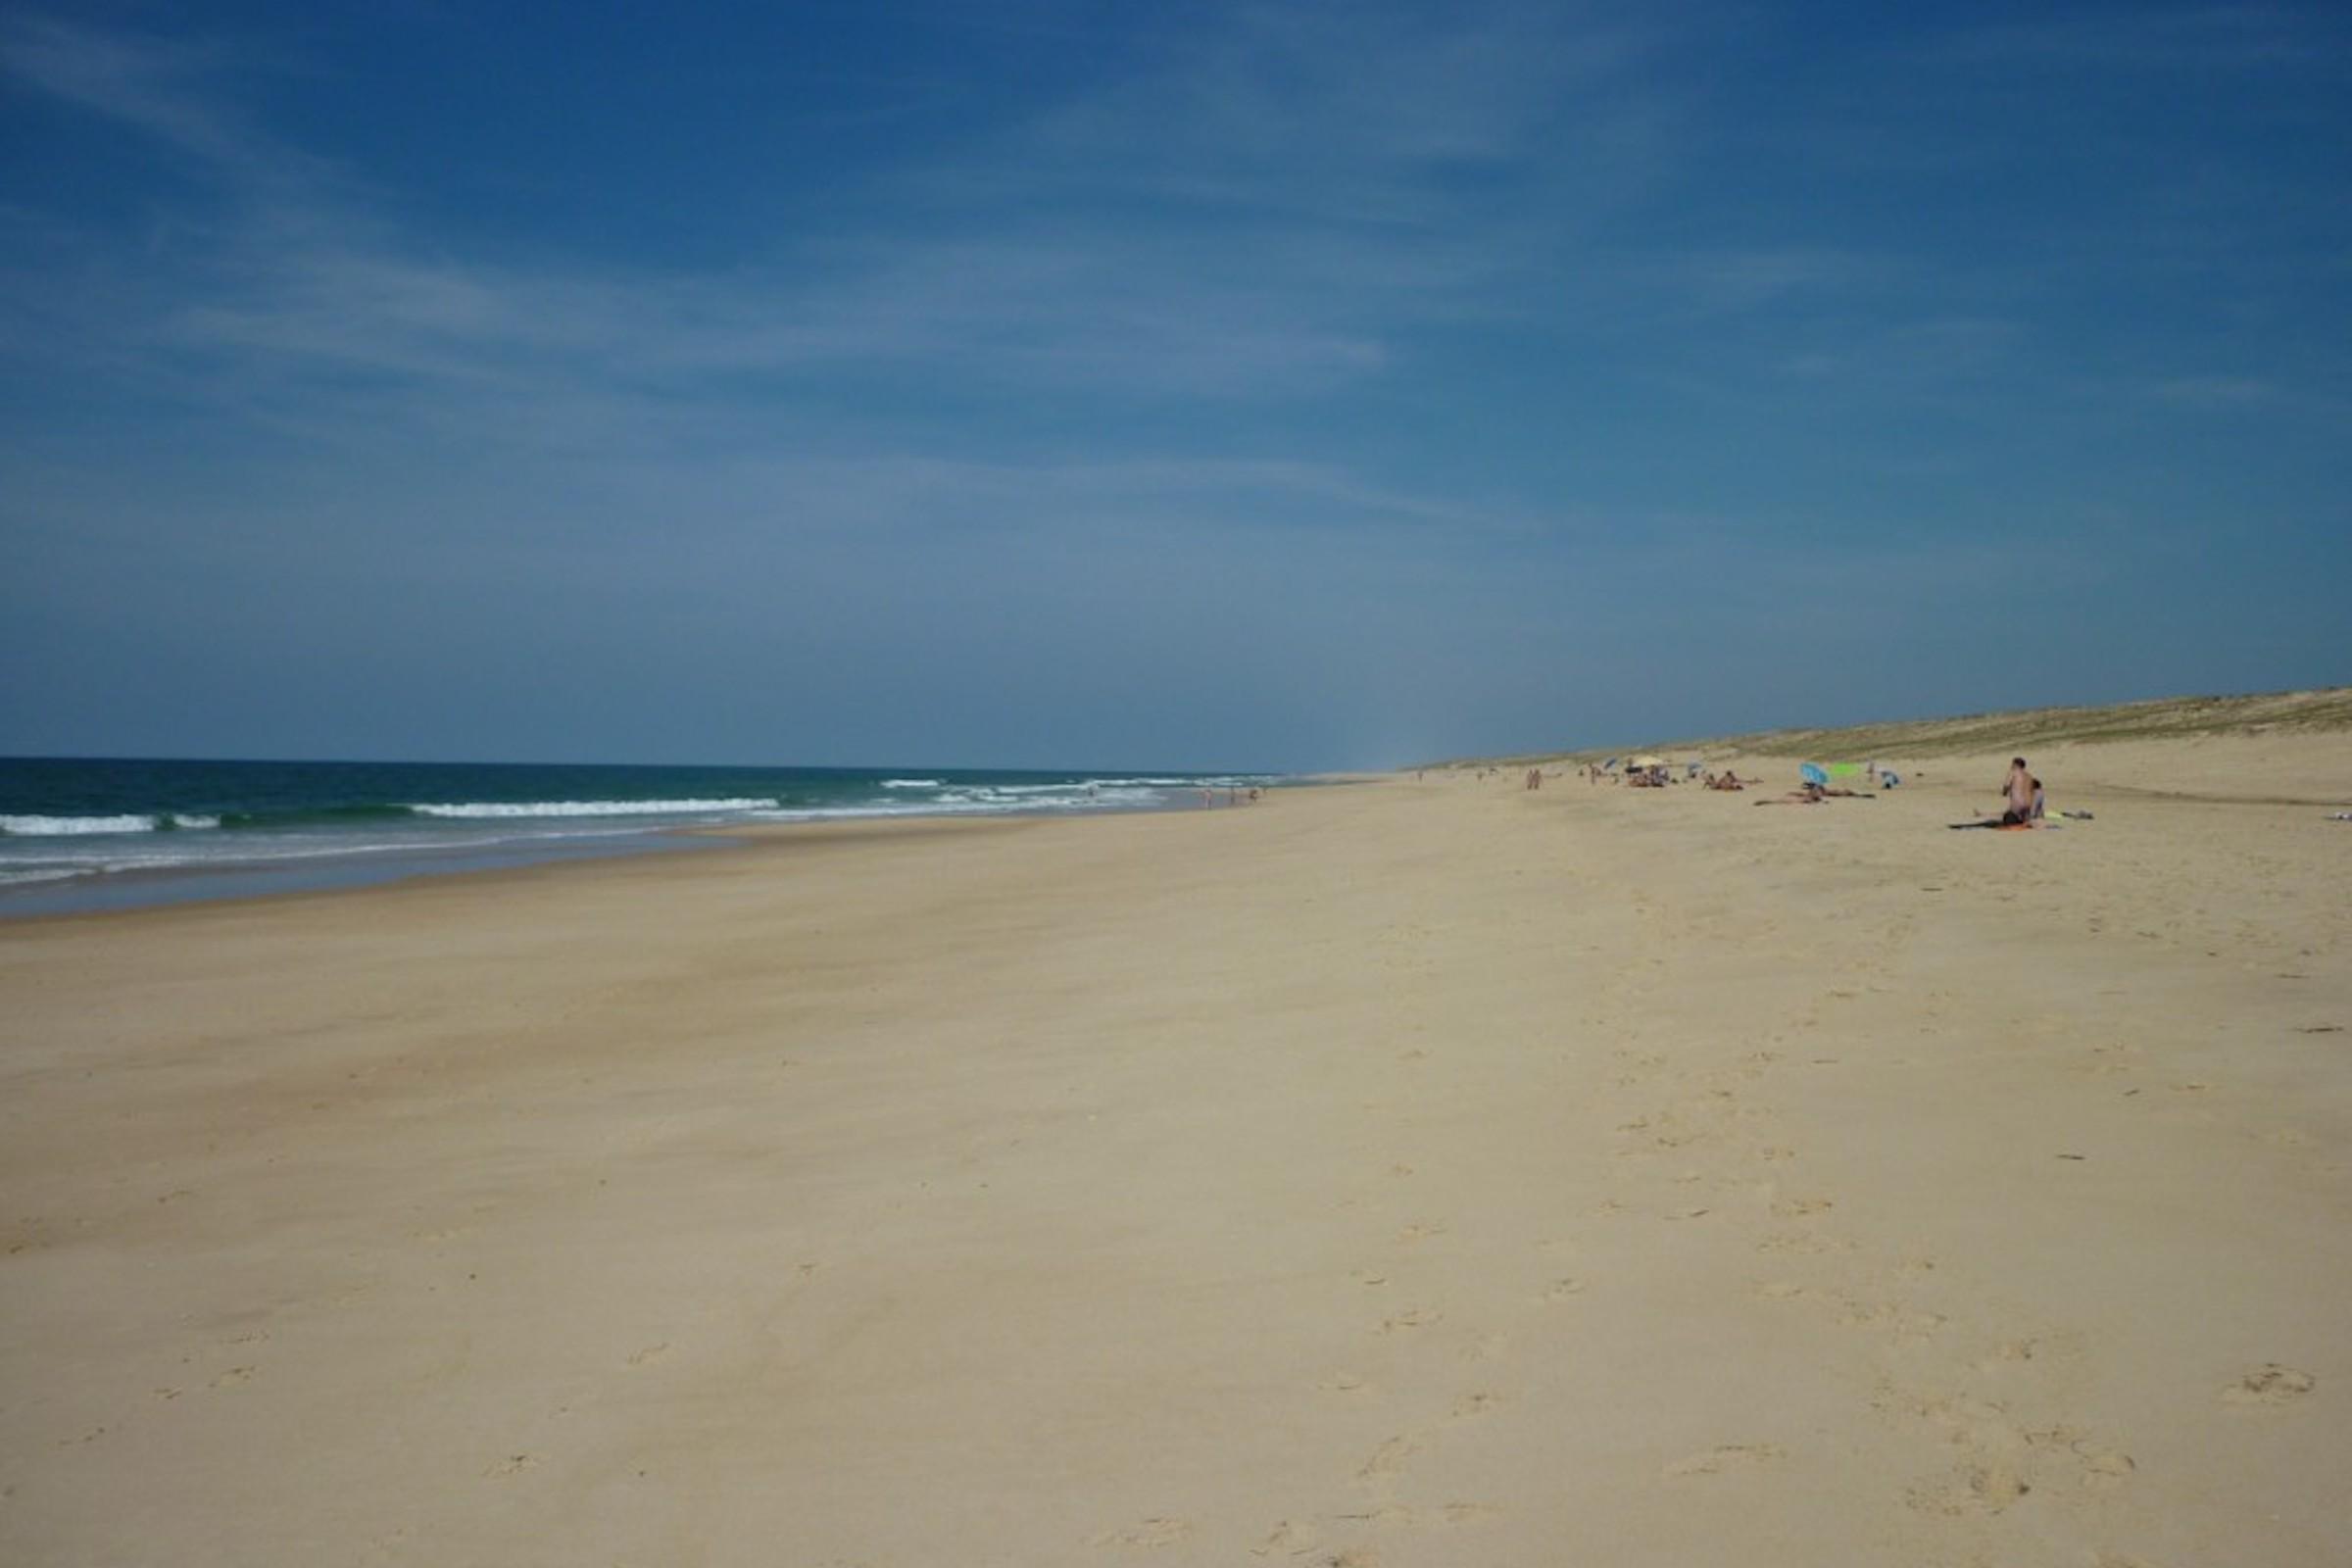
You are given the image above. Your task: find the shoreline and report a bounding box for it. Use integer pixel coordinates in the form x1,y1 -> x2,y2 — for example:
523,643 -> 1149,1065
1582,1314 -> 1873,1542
3,743 -> 2346,1564
0,791 -> 1267,924
0,758 -> 1288,922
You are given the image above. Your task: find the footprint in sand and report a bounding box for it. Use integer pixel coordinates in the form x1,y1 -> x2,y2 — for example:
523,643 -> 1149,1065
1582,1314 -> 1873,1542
1344,1505 -> 1419,1528
1336,1502 -> 1500,1530
483,1453 -> 539,1479
2081,1450 -> 2137,1490
1543,1277 -> 1587,1302
1378,1307 -> 1442,1334
1906,1460 -> 2031,1515
1450,1392 -> 1501,1420
1756,1230 -> 1850,1255
1770,1197 -> 1835,1218
1395,1221 -> 1448,1244
625,1343 -> 670,1368
1251,1519 -> 1319,1556
2223,1364 -> 2316,1405
1356,1436 -> 1418,1483
1664,1444 -> 1784,1477
1089,1518 -> 1193,1548
1833,1298 -> 1946,1340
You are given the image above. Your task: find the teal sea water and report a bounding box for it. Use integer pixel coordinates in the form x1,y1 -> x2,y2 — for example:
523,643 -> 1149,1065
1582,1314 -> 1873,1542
0,758 -> 1273,916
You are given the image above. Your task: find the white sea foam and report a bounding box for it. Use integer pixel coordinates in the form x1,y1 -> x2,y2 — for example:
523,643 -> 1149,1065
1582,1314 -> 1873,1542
0,867 -> 82,887
880,778 -> 942,789
410,798 -> 776,819
0,811 -> 227,836
0,820 -> 671,882
746,782 -> 1171,824
1,813 -> 164,836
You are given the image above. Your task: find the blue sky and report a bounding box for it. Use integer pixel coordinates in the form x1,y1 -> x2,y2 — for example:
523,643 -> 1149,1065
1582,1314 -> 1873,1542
2,1 -> 2346,769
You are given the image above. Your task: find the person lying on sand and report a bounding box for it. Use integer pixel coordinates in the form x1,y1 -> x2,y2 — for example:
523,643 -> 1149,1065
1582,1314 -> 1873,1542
1756,780 -> 1877,805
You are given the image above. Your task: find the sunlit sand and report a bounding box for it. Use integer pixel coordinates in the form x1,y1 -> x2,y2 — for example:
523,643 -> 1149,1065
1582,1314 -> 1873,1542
5,708 -> 2348,1565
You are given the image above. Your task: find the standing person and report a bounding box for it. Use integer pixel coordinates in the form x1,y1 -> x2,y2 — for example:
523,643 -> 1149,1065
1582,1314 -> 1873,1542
2001,758 -> 2034,825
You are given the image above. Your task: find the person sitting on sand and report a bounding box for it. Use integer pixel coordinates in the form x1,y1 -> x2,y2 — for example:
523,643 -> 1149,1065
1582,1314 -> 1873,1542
2000,758 -> 2034,826
2031,776 -> 2045,821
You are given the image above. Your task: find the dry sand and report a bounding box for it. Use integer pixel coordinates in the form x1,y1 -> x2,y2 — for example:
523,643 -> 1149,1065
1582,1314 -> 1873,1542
4,736 -> 2348,1566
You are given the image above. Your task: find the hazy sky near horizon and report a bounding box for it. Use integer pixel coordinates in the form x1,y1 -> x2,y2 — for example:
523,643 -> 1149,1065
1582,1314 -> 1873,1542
3,2 -> 2346,770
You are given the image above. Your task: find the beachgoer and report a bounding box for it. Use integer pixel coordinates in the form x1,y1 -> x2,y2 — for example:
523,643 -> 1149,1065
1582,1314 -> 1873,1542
2001,758 -> 2033,826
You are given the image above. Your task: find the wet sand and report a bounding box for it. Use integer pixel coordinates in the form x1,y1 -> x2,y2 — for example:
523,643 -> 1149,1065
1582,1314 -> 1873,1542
4,739 -> 2347,1565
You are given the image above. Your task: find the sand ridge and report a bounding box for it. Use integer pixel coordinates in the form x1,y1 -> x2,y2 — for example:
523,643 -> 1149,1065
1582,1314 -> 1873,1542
2,741 -> 2347,1565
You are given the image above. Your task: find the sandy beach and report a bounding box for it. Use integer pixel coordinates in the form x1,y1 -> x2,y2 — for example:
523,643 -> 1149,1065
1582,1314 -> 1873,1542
4,734 -> 2347,1567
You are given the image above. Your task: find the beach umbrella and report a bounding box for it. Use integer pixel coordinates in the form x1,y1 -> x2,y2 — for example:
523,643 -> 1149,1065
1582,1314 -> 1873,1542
1629,754 -> 1664,768
1799,762 -> 1829,786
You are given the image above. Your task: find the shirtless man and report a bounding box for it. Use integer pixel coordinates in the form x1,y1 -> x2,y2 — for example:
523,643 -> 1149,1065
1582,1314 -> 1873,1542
2000,757 -> 2034,825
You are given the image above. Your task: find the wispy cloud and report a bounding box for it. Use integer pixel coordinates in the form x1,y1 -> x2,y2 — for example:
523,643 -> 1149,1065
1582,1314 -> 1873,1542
1669,247 -> 1885,314
0,5 -> 1705,461
9,10 -> 1546,449
0,13 -> 321,190
2149,374 -> 2277,407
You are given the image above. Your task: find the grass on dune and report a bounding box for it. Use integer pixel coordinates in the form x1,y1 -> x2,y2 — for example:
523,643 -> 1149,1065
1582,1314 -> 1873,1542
1443,686 -> 2352,769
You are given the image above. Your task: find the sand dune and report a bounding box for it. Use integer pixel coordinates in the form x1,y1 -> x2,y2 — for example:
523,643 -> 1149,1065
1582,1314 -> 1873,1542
3,734 -> 2347,1565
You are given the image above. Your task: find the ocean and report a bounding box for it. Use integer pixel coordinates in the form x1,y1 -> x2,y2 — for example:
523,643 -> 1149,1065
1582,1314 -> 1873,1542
0,757 -> 1274,917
